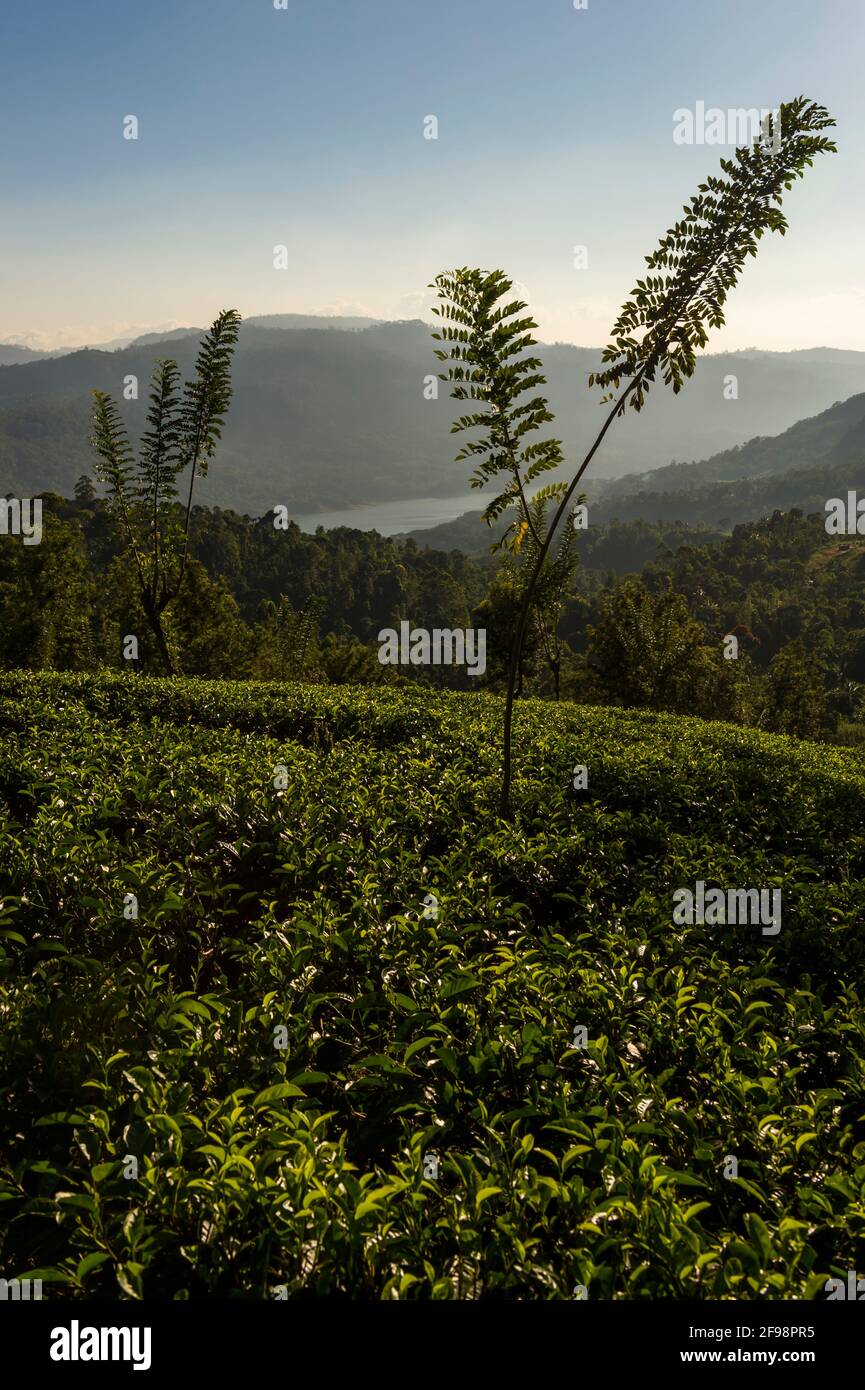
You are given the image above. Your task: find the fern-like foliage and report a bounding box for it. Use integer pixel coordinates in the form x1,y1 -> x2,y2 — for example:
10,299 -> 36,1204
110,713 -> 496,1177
90,392 -> 136,515
88,309 -> 241,672
589,97 -> 837,413
278,593 -> 324,680
140,359 -> 183,506
430,270 -> 579,692
430,269 -> 566,546
429,97 -> 835,813
138,359 -> 183,602
181,308 -> 242,480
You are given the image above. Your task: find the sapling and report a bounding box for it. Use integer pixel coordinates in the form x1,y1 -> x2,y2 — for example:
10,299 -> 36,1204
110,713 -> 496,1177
90,309 -> 242,674
432,97 -> 836,815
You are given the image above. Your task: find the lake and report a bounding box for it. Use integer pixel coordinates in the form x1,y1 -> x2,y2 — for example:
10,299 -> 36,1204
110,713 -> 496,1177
294,493 -> 481,537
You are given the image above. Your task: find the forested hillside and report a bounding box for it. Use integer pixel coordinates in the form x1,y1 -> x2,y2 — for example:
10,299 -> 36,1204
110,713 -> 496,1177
406,392 -> 865,540
584,391 -> 865,525
1,322 -> 864,512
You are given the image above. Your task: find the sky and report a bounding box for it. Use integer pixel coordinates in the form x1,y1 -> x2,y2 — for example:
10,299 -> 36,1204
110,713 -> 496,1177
0,0 -> 862,351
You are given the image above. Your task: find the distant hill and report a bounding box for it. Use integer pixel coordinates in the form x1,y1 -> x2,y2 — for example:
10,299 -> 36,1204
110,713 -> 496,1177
584,392 -> 865,527
399,393 -> 865,546
126,328 -> 203,348
2,319 -> 865,514
246,313 -> 381,332
590,392 -> 865,498
0,332 -> 194,363
0,345 -> 51,366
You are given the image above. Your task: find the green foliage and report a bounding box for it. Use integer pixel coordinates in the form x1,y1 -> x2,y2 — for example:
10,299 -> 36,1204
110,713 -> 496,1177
767,639 -> 829,738
431,267 -> 576,805
431,267 -> 567,539
5,494 -> 865,743
0,511 -> 94,671
256,595 -> 324,682
317,633 -> 395,686
90,394 -> 136,517
179,310 -> 242,485
431,98 -> 835,815
5,497 -> 865,740
587,578 -> 717,712
589,98 -> 837,413
88,310 -> 242,673
471,567 -> 541,690
0,494 -> 494,687
1,673 -> 864,1299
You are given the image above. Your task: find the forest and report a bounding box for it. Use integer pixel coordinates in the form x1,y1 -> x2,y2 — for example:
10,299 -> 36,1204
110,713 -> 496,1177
3,486 -> 864,746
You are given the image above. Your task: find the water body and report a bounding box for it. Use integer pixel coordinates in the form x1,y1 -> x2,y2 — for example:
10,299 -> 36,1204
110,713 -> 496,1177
294,493 -> 480,537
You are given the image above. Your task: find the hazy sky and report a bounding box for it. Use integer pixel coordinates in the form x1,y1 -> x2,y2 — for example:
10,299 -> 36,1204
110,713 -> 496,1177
1,0 -> 862,350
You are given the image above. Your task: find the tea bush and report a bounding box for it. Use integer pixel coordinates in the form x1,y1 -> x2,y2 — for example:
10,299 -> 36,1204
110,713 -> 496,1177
0,672 -> 863,1298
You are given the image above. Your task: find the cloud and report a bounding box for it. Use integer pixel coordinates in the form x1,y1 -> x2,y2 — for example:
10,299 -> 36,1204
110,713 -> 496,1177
391,289 -> 438,322
312,300 -> 376,319
0,320 -> 186,351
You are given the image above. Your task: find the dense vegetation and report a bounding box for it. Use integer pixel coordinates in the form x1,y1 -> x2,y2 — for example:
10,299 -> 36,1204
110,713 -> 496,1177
5,490 -> 865,742
0,672 -> 863,1298
0,488 -> 488,685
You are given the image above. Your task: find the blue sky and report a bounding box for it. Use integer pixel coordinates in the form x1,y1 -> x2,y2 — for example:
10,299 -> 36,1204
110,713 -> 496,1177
1,0 -> 862,349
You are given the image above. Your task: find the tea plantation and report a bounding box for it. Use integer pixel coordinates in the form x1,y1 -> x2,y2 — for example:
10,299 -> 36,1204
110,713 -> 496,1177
0,672 -> 863,1299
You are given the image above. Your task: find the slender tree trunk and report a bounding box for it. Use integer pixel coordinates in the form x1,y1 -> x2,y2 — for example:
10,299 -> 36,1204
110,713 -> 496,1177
153,617 -> 175,676
142,595 -> 175,675
499,372 -> 645,818
500,586 -> 537,815
497,172 -> 807,815
151,613 -> 175,676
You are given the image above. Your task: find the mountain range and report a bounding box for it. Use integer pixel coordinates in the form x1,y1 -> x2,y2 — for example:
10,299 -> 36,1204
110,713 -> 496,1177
0,314 -> 381,364
1,317 -> 864,518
